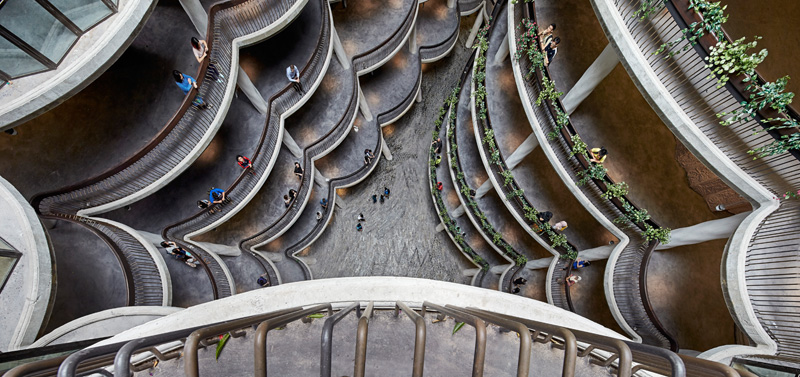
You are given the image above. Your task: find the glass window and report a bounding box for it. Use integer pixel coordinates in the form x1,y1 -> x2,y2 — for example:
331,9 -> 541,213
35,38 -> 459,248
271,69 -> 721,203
48,0 -> 113,31
0,36 -> 49,77
0,0 -> 78,63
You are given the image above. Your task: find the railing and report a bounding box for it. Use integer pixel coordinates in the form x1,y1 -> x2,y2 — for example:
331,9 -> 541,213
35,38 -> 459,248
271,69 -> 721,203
30,0 -> 304,217
428,63 -> 491,287
42,215 -> 164,306
471,10 -> 579,310
744,200 -> 800,358
352,0 -> 419,74
608,0 -> 800,193
161,0 -> 332,291
603,0 -> 800,355
3,302 -> 745,377
239,57 -> 357,252
513,1 -> 677,350
458,0 -> 483,15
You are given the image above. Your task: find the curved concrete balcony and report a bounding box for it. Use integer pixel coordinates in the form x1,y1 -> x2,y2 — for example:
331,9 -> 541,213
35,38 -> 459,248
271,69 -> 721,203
31,0 -> 311,218
160,0 -> 334,290
0,0 -> 158,131
589,0 -> 800,358
0,176 -> 52,351
417,0 -> 460,62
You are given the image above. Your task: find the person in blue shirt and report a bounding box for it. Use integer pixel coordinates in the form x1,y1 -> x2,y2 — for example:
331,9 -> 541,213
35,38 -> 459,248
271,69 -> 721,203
173,70 -> 209,109
209,187 -> 226,204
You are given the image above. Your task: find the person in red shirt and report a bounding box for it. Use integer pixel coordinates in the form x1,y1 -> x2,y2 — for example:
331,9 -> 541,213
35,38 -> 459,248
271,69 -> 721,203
236,155 -> 255,175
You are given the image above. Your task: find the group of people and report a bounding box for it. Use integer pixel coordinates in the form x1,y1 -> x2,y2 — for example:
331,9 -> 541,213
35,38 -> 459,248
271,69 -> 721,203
539,23 -> 560,67
533,210 -> 568,233
511,277 -> 527,294
564,259 -> 591,286
371,187 -> 391,204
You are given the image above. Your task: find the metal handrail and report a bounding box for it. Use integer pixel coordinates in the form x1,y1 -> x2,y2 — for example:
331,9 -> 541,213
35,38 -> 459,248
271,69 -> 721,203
516,0 -> 677,350
253,304 -> 334,376
353,301 -> 374,377
394,302 -> 426,377
421,302 -> 487,377
320,302 -> 360,377
455,306 -> 531,377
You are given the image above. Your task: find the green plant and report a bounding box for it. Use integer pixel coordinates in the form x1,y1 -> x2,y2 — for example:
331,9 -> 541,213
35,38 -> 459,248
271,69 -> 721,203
505,189 -> 524,200
215,333 -> 231,360
569,134 -> 588,157
516,255 -> 528,266
634,0 -> 666,20
643,223 -> 671,244
706,36 -> 767,88
453,322 -> 465,334
547,106 -> 570,140
601,182 -> 629,200
577,164 -> 608,186
548,232 -> 568,249
615,201 -> 651,225
536,75 -> 563,106
653,0 -> 728,57
500,169 -> 515,186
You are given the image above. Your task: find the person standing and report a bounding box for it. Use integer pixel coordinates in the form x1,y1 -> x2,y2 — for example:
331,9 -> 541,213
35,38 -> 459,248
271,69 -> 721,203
286,64 -> 305,94
190,37 -> 222,82
173,70 -> 209,109
257,273 -> 270,287
236,155 -> 255,175
294,162 -> 304,179
544,37 -> 560,67
590,147 -> 608,164
209,187 -> 226,204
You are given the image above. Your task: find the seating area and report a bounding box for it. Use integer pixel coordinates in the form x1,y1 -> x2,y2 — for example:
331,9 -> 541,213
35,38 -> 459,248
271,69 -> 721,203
0,0 -> 799,375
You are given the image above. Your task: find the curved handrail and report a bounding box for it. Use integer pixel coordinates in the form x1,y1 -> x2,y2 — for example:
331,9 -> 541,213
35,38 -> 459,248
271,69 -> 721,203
42,214 -> 168,306
419,2 -> 461,62
162,0 -> 330,238
351,0 -> 419,74
239,53 -> 358,251
665,0 -> 800,163
31,0 -> 303,217
514,0 -> 677,350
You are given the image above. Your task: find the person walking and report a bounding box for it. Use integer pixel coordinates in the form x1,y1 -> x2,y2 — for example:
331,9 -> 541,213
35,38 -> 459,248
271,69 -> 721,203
236,155 -> 256,175
384,187 -> 390,197
356,222 -> 363,232
316,211 -> 323,221
320,198 -> 328,210
432,138 -> 443,153
190,37 -> 222,82
434,155 -> 442,167
286,64 -> 305,94
173,70 -> 209,109
364,149 -> 375,165
565,274 -> 581,287
553,220 -> 568,232
160,241 -> 197,267
257,273 -> 270,287
283,195 -> 292,208
288,189 -> 298,201
513,277 -> 527,285
294,162 -> 304,180
590,147 -> 608,164
358,213 -> 365,222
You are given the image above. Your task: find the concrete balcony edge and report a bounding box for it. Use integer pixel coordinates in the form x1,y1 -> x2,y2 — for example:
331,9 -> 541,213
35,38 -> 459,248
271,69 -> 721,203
0,176 -> 53,351
506,2 -> 639,343
0,0 -> 159,131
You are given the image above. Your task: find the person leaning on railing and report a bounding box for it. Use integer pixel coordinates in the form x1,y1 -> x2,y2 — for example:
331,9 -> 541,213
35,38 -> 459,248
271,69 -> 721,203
544,37 -> 560,67
173,70 -> 210,110
190,37 -> 222,83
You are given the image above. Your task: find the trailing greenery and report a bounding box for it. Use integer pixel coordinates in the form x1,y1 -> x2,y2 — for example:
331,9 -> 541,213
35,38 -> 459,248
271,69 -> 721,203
429,86 -> 489,272
514,19 -> 546,80
649,0 -> 728,57
473,24 -> 578,262
514,16 -> 672,245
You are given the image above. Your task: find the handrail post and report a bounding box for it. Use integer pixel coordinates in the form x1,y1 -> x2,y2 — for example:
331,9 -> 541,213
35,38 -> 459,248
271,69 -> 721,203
454,306 -> 531,377
254,304 -> 333,377
395,302 -> 427,377
422,302 -> 486,377
320,302 -> 360,377
353,302 -> 374,377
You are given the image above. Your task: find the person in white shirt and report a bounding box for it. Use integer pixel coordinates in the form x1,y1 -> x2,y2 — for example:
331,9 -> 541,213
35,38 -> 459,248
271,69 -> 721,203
191,37 -> 222,83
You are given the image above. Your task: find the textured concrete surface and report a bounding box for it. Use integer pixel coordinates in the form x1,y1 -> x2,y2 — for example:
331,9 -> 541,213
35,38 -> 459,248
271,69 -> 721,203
0,0 -> 198,200
416,0 -> 459,48
307,18 -> 479,282
568,259 -> 625,335
44,220 -> 127,334
332,0 -> 413,58
360,47 -> 420,120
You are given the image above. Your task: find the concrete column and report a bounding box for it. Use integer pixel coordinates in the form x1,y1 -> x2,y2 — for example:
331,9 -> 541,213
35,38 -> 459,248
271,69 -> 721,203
335,193 -> 346,209
381,133 -> 393,161
656,212 -> 749,250
358,87 -> 373,121
524,245 -> 615,270
462,268 -> 479,277
562,43 -> 619,115
237,67 -> 269,114
474,179 -> 493,199
490,264 -> 511,275
505,133 -> 539,170
314,168 -> 328,187
493,32 -> 509,65
436,223 -> 446,232
451,204 -> 466,218
416,87 -> 422,103
282,131 -> 303,158
465,8 -> 484,48
178,0 -> 207,35
409,25 -> 418,54
332,28 -> 350,69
